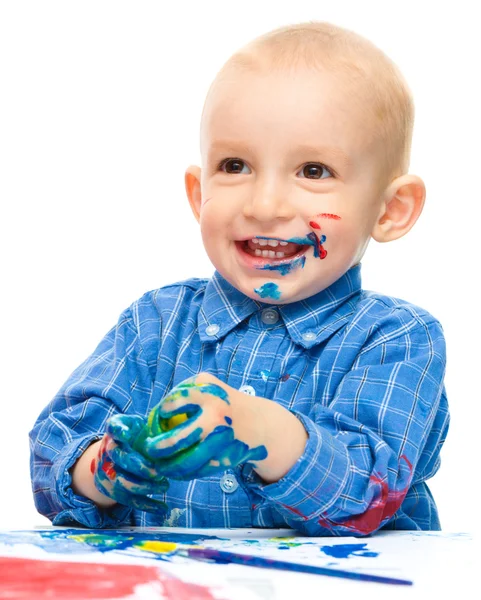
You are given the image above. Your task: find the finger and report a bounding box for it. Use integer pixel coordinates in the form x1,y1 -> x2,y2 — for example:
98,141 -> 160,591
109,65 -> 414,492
155,401 -> 201,422
95,473 -> 168,515
147,426 -> 235,479
107,414 -> 146,444
141,424 -> 204,460
107,443 -> 169,487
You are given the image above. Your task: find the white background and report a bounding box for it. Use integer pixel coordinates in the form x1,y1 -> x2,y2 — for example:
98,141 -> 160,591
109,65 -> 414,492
0,1 -> 479,532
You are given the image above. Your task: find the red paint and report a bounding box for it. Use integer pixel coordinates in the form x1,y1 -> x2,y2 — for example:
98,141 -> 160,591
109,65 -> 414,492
318,455 -> 413,534
281,503 -> 308,520
90,458 -> 96,474
309,220 -> 321,229
0,557 -> 216,600
318,242 -> 328,259
101,460 -> 116,480
279,373 -> 290,382
316,213 -> 341,220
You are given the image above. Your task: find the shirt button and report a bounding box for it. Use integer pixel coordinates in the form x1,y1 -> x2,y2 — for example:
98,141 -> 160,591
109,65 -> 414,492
239,385 -> 256,396
302,331 -> 317,341
261,308 -> 279,325
220,473 -> 239,494
205,324 -> 220,336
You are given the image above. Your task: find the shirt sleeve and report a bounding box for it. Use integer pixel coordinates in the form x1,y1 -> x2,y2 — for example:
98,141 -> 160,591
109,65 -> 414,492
242,316 -> 448,536
29,305 -> 153,528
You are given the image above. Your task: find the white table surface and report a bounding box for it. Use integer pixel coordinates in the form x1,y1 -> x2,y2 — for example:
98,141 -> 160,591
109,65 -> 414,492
0,527 -> 477,600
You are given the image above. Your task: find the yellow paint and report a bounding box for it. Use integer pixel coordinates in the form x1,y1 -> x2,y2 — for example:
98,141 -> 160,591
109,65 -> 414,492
135,540 -> 178,553
160,413 -> 189,431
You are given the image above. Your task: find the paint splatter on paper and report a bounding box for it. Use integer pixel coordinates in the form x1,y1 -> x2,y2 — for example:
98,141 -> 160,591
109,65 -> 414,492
0,556 -> 216,600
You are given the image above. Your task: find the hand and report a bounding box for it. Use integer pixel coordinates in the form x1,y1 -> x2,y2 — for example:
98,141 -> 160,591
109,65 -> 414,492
93,414 -> 169,514
132,373 -> 268,480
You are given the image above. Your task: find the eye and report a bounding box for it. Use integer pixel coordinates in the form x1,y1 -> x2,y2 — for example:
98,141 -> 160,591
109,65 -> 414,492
217,159 -> 334,179
218,158 -> 250,174
298,163 -> 333,180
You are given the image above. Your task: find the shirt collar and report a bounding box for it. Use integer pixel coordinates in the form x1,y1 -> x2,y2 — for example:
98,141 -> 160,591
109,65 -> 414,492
198,264 -> 362,348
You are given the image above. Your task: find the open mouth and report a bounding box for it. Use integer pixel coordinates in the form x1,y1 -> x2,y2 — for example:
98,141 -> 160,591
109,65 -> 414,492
235,239 -> 310,263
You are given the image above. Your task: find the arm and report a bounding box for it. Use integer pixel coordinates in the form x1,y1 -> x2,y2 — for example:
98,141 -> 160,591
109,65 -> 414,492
29,305 -> 155,527
136,317 -> 448,536
71,440 -> 116,507
240,318 -> 449,535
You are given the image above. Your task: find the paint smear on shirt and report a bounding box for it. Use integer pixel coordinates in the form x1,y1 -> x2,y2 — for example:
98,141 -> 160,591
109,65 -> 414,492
254,282 -> 281,299
260,370 -> 270,382
0,556 -> 216,600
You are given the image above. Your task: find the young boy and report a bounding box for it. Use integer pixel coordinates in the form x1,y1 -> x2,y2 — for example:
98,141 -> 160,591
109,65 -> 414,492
29,21 -> 449,536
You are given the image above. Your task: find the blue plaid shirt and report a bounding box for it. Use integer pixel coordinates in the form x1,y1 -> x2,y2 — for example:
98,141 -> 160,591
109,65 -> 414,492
29,264 -> 449,535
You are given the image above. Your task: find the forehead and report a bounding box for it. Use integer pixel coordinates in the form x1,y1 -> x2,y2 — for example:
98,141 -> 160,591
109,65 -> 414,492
201,67 -> 372,158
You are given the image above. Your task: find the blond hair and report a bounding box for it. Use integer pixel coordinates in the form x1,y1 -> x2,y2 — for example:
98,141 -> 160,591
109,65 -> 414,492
201,21 -> 414,184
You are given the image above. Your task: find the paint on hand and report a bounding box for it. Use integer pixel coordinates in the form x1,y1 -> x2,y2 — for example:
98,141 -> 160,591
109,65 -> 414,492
256,255 -> 306,275
160,413 -> 189,431
93,428 -> 170,515
254,282 -> 281,299
130,380 -> 268,480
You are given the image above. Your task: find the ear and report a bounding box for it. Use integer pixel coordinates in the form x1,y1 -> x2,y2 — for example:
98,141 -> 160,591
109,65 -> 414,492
372,174 -> 426,243
185,165 -> 202,223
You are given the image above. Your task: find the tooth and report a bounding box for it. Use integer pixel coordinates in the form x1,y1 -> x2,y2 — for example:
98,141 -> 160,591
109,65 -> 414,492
259,240 -> 268,246
261,250 -> 270,257
251,238 -> 259,244
268,251 -> 276,258
255,249 -> 262,256
267,240 -> 279,247
276,252 -> 285,257
279,241 -> 288,246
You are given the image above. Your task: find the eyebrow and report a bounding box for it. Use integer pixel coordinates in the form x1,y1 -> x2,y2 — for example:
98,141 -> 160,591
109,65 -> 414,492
208,140 -> 351,168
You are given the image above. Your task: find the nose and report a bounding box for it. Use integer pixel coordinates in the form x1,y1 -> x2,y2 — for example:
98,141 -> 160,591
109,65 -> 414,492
242,178 -> 296,222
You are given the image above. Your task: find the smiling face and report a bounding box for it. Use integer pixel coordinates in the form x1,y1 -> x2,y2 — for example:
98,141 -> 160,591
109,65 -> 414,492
189,66 -> 391,304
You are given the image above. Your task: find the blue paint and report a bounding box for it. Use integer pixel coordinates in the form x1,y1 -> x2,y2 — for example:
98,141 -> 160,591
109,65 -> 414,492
0,530 -> 225,557
260,370 -> 270,382
285,235 -> 316,246
224,416 -> 232,425
145,426 -> 268,479
256,256 -> 306,275
320,543 -> 379,559
254,282 -> 281,299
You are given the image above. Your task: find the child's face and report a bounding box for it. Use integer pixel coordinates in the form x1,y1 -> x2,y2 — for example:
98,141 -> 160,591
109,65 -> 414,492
191,66 -> 388,304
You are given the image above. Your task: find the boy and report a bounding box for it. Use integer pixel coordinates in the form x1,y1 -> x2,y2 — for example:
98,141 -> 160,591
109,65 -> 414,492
29,21 -> 449,536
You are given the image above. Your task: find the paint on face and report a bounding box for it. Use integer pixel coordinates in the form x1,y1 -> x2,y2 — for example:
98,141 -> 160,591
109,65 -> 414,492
254,282 -> 281,299
286,234 -> 327,260
316,213 -> 341,220
307,232 -> 327,259
255,255 -> 306,275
